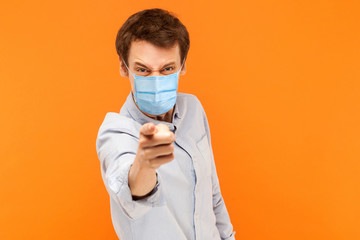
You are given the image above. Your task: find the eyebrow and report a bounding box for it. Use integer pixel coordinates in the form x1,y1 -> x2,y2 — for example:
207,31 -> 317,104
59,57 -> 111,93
134,61 -> 176,69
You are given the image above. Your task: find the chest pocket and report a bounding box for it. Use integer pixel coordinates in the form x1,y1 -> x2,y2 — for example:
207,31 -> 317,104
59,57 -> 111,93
196,133 -> 212,177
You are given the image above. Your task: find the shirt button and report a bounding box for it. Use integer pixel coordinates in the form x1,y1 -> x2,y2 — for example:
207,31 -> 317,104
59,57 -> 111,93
193,156 -> 197,162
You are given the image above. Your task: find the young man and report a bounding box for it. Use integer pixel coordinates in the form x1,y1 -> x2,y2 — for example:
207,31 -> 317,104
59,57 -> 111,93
96,8 -> 235,240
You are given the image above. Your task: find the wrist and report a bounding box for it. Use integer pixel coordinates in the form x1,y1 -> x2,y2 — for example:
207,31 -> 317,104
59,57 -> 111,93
128,160 -> 157,196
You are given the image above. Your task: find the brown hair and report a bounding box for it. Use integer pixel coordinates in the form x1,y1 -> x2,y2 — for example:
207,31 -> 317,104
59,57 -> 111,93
115,8 -> 190,66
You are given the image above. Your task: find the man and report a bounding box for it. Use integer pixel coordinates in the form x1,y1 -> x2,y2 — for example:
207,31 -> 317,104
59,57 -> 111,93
96,8 -> 236,240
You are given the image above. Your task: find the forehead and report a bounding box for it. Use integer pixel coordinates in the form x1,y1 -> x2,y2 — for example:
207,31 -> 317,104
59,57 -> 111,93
128,40 -> 181,67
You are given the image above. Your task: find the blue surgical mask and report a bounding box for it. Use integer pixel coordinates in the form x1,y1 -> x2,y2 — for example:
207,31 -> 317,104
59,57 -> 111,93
122,60 -> 185,115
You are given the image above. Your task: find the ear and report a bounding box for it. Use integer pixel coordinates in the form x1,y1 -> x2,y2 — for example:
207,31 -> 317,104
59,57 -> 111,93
119,57 -> 129,78
180,62 -> 186,75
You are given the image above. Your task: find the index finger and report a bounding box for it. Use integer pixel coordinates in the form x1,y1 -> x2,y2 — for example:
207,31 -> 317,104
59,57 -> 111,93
140,122 -> 158,136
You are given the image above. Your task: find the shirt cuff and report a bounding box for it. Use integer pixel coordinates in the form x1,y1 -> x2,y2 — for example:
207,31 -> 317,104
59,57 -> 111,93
108,159 -> 165,220
222,231 -> 236,240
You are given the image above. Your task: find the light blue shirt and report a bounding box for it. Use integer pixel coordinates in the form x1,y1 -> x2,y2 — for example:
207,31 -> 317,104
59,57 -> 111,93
96,92 -> 236,240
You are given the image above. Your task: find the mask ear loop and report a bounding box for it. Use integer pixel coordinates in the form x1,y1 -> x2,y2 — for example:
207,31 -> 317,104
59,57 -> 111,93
120,59 -> 138,103
176,58 -> 186,76
121,60 -> 135,78
180,58 -> 185,71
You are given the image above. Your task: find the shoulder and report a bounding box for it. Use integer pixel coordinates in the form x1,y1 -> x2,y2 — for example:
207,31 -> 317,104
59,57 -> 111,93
177,92 -> 199,102
96,112 -> 142,153
177,92 -> 205,111
176,92 -> 209,138
97,112 -> 142,139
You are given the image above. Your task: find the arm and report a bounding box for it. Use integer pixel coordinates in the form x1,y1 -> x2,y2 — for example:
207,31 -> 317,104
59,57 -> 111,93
96,114 -> 165,220
128,122 -> 174,198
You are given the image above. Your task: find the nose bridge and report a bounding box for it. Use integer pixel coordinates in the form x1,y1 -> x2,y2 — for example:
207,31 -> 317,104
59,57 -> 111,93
149,69 -> 162,77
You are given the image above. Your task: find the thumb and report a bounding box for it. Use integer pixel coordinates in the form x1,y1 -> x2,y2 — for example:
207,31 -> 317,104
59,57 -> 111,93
155,124 -> 174,139
156,123 -> 171,133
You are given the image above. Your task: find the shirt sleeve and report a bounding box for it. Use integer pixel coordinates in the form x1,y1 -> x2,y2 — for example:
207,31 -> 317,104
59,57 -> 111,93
96,115 -> 166,220
201,104 -> 237,240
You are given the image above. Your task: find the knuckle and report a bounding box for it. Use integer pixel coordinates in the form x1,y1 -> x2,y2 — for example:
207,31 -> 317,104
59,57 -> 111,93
138,138 -> 146,147
169,144 -> 174,152
149,159 -> 159,169
169,133 -> 175,141
165,153 -> 173,162
138,151 -> 146,160
142,149 -> 150,160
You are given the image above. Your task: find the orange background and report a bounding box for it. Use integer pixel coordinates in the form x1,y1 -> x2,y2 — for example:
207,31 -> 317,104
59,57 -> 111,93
1,0 -> 359,239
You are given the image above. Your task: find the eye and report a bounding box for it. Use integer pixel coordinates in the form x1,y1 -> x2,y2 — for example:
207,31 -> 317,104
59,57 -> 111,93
136,68 -> 149,73
162,66 -> 175,73
165,67 -> 174,71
